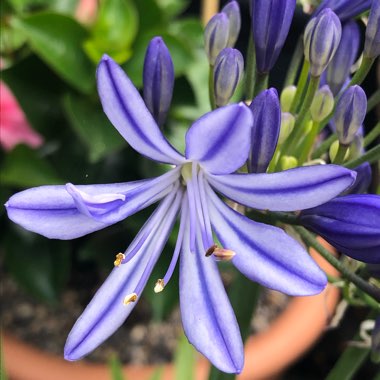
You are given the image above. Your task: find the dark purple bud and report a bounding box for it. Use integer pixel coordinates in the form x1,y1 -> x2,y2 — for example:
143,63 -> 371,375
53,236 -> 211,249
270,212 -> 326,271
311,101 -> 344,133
342,162 -> 372,195
214,48 -> 244,107
304,8 -> 342,77
248,88 -> 281,173
364,0 -> 380,58
251,0 -> 296,73
314,0 -> 371,22
222,1 -> 241,47
300,194 -> 380,264
143,37 -> 174,127
204,13 -> 230,65
334,85 -> 367,145
326,21 -> 361,95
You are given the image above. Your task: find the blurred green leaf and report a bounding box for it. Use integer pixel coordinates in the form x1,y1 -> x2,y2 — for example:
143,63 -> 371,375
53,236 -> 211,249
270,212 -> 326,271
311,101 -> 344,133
11,12 -> 95,93
1,145 -> 62,187
0,24 -> 27,53
7,0 -> 51,13
124,31 -> 193,87
4,228 -> 70,303
84,0 -> 138,64
63,93 -> 126,162
134,0 -> 163,30
149,367 -> 163,380
174,333 -> 196,380
108,355 -> 126,380
156,0 -> 189,18
168,18 -> 204,48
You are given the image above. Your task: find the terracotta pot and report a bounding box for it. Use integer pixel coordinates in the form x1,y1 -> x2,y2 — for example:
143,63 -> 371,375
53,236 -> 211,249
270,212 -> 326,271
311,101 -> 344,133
3,240 -> 339,380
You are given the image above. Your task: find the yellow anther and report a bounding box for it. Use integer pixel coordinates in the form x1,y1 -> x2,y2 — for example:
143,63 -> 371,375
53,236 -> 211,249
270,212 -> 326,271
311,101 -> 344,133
213,248 -> 236,262
114,253 -> 125,267
154,279 -> 165,293
123,293 -> 137,305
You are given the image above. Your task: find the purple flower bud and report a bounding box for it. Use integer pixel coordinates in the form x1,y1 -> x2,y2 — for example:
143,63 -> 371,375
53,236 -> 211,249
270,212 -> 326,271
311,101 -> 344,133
214,48 -> 244,107
364,0 -> 380,58
314,0 -> 371,22
251,0 -> 296,73
300,194 -> 380,264
222,1 -> 241,47
204,13 -> 230,65
326,21 -> 361,95
248,88 -> 281,173
342,162 -> 372,195
143,37 -> 174,127
304,9 -> 342,77
334,85 -> 367,146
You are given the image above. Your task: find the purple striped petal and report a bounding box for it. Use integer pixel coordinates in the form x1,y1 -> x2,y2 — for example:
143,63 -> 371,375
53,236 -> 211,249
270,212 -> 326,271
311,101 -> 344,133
248,88 -> 281,173
185,104 -> 253,175
5,169 -> 180,239
97,55 -> 185,165
364,0 -> 380,58
207,165 -> 356,211
206,186 -> 327,295
65,191 -> 182,360
300,194 -> 380,263
343,162 -> 372,195
180,205 -> 244,373
314,0 -> 371,22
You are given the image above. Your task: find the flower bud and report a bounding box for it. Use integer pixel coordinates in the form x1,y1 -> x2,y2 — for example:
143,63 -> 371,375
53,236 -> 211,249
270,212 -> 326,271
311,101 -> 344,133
280,85 -> 297,112
304,8 -> 342,77
143,37 -> 174,127
204,13 -> 230,65
278,112 -> 295,144
310,85 -> 334,122
248,88 -> 281,173
251,0 -> 296,73
222,1 -> 241,47
280,156 -> 298,170
313,0 -> 371,22
334,85 -> 367,146
342,162 -> 372,195
364,0 -> 380,58
326,21 -> 361,95
329,140 -> 350,162
214,48 -> 244,107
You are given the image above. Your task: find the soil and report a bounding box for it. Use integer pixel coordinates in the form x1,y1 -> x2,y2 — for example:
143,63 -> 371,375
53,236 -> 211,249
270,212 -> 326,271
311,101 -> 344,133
1,269 -> 288,365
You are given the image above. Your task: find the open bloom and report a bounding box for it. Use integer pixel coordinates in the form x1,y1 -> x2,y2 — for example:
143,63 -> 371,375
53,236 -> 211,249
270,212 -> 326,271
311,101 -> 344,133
5,55 -> 356,373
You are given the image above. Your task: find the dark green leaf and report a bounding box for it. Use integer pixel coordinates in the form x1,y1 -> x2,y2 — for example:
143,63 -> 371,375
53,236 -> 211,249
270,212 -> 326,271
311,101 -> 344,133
63,93 -> 125,162
1,145 -> 62,187
11,13 -> 95,93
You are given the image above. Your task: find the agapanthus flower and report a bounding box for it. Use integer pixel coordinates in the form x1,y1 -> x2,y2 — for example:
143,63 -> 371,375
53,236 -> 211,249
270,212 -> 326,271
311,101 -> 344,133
313,0 -> 371,22
5,55 -> 356,373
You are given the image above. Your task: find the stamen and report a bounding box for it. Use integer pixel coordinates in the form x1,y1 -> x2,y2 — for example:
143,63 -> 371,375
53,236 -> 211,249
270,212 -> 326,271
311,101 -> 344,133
123,292 -> 138,305
213,248 -> 236,261
205,244 -> 218,257
114,252 -> 125,267
154,279 -> 165,293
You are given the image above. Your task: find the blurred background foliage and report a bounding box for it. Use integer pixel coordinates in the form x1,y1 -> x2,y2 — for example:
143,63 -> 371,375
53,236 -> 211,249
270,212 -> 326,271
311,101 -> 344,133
0,0 -> 208,320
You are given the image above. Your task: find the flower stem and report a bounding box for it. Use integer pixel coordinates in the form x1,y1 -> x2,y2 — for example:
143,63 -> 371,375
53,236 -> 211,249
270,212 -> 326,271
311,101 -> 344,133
298,120 -> 320,164
364,122 -> 380,147
244,34 -> 256,101
209,64 -> 216,110
349,56 -> 375,87
344,144 -> 380,169
332,143 -> 348,165
311,133 -> 337,159
252,70 -> 269,98
284,36 -> 304,87
289,59 -> 310,114
293,226 -> 380,303
367,88 -> 380,114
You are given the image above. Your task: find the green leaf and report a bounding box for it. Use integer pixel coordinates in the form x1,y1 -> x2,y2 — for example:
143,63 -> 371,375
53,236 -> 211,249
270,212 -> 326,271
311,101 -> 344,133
63,93 -> 126,162
108,355 -> 126,380
174,333 -> 196,380
84,0 -> 138,64
134,0 -> 163,30
148,367 -> 164,380
156,0 -> 190,18
1,145 -> 62,187
11,13 -> 95,93
4,228 -> 70,304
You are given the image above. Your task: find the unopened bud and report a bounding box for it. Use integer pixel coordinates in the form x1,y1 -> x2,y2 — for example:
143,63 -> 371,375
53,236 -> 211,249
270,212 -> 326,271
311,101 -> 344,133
329,140 -> 350,162
278,112 -> 295,144
304,9 -> 342,77
335,85 -> 367,146
280,156 -> 298,170
280,85 -> 297,112
310,85 -> 334,122
204,13 -> 229,65
221,1 -> 241,47
214,48 -> 244,106
364,0 -> 380,58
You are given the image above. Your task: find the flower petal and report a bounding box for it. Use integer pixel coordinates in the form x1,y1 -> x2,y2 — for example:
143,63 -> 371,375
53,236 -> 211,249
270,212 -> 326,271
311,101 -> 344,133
207,165 -> 356,211
180,200 -> 244,373
5,169 -> 180,239
64,190 -> 182,360
206,185 -> 327,295
185,103 -> 253,175
97,55 -> 185,165
300,194 -> 380,263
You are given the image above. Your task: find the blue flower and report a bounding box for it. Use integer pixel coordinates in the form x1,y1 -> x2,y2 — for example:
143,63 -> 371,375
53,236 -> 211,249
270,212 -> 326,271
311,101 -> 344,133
5,55 -> 356,373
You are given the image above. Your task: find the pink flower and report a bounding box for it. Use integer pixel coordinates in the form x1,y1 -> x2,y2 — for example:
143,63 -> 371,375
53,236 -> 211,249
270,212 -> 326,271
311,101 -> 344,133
0,82 -> 43,151
75,0 -> 98,24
